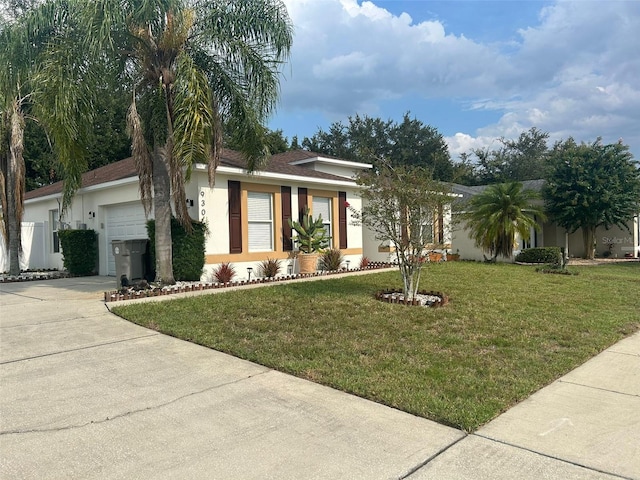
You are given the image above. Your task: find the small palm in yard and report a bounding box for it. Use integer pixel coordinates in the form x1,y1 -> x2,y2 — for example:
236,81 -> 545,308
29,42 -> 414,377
462,182 -> 546,262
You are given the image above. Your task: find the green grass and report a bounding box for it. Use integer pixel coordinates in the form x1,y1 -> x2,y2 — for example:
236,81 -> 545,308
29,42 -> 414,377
112,262 -> 640,432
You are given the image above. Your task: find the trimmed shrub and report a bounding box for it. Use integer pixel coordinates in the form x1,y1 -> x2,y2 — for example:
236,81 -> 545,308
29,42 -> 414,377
320,248 -> 344,271
58,229 -> 98,275
147,218 -> 207,281
258,258 -> 281,278
515,247 -> 563,265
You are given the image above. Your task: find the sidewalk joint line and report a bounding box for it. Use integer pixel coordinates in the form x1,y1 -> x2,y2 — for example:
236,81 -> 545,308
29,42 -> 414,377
0,290 -> 45,301
0,313 -> 118,329
0,370 -> 271,437
398,433 -> 468,479
473,433 -> 634,480
0,333 -> 160,365
558,379 -> 639,398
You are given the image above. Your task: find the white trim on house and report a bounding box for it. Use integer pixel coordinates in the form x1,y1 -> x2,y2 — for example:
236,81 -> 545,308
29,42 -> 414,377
195,164 -> 359,187
287,157 -> 373,170
24,176 -> 140,206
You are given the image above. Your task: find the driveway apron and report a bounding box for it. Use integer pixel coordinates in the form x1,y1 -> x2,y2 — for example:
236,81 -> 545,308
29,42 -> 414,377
1,277 -> 463,479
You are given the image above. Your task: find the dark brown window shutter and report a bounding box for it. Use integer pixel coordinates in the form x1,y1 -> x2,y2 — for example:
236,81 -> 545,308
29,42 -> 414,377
338,191 -> 347,249
228,180 -> 242,253
281,186 -> 292,251
298,187 -> 308,222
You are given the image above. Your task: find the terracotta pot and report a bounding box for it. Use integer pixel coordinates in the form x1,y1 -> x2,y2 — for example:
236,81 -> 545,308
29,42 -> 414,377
298,253 -> 318,274
428,253 -> 443,262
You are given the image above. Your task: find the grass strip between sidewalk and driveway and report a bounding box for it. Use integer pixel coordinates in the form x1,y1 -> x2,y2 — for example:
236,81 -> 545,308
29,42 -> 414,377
112,261 -> 639,432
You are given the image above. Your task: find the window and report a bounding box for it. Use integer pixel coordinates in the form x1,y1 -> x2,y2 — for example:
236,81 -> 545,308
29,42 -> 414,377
312,196 -> 332,239
247,192 -> 274,251
50,209 -> 60,253
421,220 -> 434,245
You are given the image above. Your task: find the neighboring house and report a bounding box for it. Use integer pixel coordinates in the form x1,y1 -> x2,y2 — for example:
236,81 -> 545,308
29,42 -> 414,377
362,202 -> 455,264
15,149 -> 372,279
451,180 -> 640,261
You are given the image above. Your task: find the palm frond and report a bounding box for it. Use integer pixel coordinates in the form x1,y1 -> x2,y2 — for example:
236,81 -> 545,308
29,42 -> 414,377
462,182 -> 546,259
31,31 -> 96,211
173,52 -> 214,180
127,96 -> 153,216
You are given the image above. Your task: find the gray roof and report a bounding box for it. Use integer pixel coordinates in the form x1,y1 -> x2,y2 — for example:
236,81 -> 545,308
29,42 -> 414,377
450,179 -> 546,206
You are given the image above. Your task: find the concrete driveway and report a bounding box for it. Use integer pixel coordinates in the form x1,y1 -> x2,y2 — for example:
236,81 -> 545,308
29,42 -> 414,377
1,276 -> 638,479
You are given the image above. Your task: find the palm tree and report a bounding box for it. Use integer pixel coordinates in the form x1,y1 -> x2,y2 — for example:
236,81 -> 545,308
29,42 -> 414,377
1,1 -> 93,276
462,182 -> 546,262
79,0 -> 293,284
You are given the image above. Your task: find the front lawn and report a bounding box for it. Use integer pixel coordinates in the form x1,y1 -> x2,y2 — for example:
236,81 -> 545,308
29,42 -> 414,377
112,261 -> 639,431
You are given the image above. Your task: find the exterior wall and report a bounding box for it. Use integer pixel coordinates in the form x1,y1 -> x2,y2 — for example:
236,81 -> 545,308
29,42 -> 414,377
198,171 -> 364,280
454,217 -> 640,260
362,224 -> 396,263
450,217 -> 485,262
22,170 -> 367,279
451,215 -> 525,263
23,179 -> 146,274
539,218 -> 639,258
362,204 -> 455,264
593,221 -> 638,258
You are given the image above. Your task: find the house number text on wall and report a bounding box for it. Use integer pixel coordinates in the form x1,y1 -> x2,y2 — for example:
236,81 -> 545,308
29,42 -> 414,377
200,190 -> 205,217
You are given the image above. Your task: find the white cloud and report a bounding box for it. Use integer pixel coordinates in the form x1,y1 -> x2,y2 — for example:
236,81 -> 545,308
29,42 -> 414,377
445,133 -> 496,158
279,0 -> 640,156
281,0 -> 510,114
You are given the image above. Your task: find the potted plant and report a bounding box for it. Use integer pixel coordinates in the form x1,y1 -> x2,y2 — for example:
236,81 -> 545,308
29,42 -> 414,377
447,249 -> 460,261
289,208 -> 330,273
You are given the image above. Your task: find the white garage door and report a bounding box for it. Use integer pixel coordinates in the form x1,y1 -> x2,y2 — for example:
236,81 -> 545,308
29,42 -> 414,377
105,202 -> 149,276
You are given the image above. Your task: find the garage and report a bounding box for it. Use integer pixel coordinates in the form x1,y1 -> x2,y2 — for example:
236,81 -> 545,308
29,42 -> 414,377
105,202 -> 149,276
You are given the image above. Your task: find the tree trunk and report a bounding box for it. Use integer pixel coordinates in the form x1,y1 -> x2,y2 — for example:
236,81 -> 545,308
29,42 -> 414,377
6,104 -> 25,276
6,151 -> 21,276
582,226 -> 596,260
152,146 -> 175,285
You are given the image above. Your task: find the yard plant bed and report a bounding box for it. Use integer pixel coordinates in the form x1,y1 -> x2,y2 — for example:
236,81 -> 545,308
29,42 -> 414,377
112,262 -> 639,432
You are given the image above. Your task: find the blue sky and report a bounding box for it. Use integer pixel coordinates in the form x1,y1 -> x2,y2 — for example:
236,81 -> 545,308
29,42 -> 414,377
269,0 -> 640,160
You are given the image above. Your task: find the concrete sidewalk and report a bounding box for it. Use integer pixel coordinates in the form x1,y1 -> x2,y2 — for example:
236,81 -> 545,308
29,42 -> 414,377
410,331 -> 640,480
1,276 -> 638,479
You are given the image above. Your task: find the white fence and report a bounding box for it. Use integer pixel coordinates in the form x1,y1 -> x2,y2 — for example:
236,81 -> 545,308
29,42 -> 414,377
0,222 -> 47,272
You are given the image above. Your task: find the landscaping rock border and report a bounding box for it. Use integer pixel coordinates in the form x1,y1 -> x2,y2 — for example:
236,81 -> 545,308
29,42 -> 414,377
0,270 -> 69,282
104,262 -> 395,303
375,289 -> 449,307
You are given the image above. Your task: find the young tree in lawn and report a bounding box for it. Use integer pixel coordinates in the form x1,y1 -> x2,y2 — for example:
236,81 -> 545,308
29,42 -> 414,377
80,0 -> 292,284
462,182 -> 545,262
543,138 -> 640,259
357,162 -> 451,301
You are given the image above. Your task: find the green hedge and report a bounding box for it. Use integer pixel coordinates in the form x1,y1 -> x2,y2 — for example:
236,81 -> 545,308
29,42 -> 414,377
147,218 -> 207,281
58,229 -> 98,275
515,247 -> 563,264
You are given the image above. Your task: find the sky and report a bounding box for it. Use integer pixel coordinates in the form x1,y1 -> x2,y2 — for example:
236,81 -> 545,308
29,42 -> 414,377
268,0 -> 640,161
